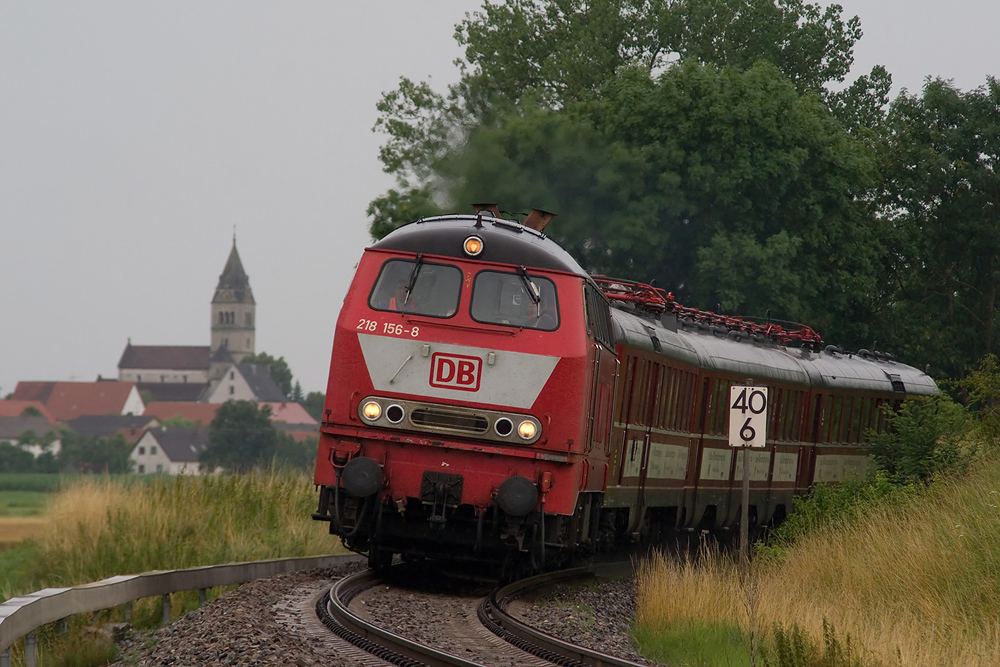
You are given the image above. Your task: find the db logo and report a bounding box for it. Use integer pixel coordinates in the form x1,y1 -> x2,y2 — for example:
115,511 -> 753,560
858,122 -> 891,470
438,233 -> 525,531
429,353 -> 482,392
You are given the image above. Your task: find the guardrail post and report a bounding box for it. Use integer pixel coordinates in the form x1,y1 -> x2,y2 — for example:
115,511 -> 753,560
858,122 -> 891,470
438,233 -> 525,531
57,617 -> 67,634
25,632 -> 37,667
0,648 -> 10,667
161,594 -> 171,624
198,588 -> 207,606
124,601 -> 133,623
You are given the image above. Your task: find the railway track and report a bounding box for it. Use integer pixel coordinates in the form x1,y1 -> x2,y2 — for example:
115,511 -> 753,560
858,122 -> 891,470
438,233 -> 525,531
318,562 -> 648,667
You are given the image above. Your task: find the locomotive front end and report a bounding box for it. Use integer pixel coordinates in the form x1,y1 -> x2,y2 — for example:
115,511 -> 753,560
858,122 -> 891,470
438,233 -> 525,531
312,214 -> 600,571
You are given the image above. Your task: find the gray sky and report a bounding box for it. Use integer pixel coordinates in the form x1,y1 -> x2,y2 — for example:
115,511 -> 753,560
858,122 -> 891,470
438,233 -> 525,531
2,1 -> 998,396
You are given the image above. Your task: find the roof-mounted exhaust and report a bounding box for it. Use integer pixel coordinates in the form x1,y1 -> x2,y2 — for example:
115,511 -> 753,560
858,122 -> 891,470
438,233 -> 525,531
473,203 -> 502,218
523,209 -> 555,233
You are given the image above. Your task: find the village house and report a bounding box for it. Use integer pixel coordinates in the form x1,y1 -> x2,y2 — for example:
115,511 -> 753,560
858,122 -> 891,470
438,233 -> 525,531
11,380 -> 145,422
0,415 -> 62,458
130,426 -> 210,475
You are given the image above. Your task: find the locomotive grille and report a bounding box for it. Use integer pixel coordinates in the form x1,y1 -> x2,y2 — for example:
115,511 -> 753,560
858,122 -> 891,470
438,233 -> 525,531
410,408 -> 490,433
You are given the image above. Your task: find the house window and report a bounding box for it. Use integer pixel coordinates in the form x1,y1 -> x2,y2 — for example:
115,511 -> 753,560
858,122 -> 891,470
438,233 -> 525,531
230,371 -> 235,380
151,446 -> 157,455
230,386 -> 235,395
156,464 -> 163,473
246,313 -> 253,326
161,375 -> 166,382
183,375 -> 187,383
139,446 -> 145,455
137,374 -> 141,382
138,464 -> 145,473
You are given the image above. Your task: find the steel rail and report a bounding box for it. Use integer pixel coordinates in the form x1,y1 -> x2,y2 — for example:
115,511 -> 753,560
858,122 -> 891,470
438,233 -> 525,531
318,568 -> 484,667
479,563 -> 647,667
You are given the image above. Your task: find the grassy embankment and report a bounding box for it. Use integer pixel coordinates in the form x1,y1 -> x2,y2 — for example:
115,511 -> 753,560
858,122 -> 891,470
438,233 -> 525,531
0,471 -> 342,665
634,458 -> 1000,667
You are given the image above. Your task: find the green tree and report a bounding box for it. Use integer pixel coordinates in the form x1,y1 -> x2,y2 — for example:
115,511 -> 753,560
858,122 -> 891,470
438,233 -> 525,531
879,77 -> 1000,378
444,61 -> 881,343
0,442 -> 35,473
300,391 -> 326,422
201,400 -> 277,473
272,434 -> 318,473
369,0 -> 884,239
241,352 -> 293,397
58,430 -> 134,474
867,395 -> 970,484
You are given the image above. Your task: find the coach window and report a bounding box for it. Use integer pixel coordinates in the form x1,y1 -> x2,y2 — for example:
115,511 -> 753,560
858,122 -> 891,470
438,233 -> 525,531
471,270 -> 559,331
369,259 -> 462,318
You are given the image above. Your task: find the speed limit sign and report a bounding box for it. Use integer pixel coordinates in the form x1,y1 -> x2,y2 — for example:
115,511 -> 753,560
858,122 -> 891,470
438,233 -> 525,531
729,385 -> 768,448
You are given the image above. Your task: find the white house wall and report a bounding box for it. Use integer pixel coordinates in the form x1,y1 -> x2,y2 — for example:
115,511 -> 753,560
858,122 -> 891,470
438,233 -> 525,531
121,386 -> 146,416
204,366 -> 257,403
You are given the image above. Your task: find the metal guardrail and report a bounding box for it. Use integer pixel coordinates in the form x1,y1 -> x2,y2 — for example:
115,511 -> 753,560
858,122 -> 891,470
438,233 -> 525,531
0,553 -> 358,664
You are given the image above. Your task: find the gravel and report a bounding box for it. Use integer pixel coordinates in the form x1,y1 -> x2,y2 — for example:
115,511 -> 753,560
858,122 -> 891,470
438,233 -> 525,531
108,562 -> 365,667
512,577 -> 659,665
105,563 -> 659,667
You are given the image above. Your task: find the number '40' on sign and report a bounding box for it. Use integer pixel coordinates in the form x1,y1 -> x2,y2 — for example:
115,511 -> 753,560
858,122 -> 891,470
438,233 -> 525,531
729,386 -> 768,448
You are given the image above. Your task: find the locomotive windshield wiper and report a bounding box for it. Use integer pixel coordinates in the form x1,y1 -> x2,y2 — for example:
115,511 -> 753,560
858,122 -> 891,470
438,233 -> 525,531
403,254 -> 424,306
518,265 -> 541,318
518,265 -> 541,305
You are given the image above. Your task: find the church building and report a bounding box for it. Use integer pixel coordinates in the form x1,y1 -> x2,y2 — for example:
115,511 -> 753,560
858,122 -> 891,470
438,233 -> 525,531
117,240 -> 281,403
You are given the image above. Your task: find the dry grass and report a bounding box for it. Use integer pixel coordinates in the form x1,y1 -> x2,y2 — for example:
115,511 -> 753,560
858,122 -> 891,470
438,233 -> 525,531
9,470 -> 341,594
637,460 -> 1000,667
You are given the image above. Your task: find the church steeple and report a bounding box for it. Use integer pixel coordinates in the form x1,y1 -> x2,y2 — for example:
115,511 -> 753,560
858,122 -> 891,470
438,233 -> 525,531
211,239 -> 256,363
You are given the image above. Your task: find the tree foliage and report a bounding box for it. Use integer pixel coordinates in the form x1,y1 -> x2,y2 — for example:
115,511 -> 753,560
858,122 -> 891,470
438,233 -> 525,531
58,430 -> 133,474
879,77 -> 1000,378
201,400 -> 278,473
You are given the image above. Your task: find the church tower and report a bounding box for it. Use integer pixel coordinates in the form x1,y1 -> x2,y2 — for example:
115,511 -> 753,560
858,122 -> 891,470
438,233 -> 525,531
211,238 -> 256,364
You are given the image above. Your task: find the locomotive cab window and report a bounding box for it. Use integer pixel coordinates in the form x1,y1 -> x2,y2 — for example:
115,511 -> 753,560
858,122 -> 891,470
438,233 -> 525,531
369,258 -> 462,318
471,270 -> 559,331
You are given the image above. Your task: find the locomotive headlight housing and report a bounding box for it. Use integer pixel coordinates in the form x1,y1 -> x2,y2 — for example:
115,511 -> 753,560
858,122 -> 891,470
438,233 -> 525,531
518,420 -> 537,440
463,235 -> 485,257
361,401 -> 382,421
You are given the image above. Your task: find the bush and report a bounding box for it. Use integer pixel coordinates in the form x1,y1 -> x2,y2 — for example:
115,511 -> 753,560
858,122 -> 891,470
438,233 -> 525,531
867,394 -> 971,484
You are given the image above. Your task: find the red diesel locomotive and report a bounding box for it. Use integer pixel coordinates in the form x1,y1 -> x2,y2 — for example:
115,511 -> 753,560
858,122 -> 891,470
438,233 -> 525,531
312,208 -> 937,572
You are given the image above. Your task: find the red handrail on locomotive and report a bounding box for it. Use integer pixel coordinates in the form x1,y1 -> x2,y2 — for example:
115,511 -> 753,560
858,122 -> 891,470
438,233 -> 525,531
590,276 -> 823,347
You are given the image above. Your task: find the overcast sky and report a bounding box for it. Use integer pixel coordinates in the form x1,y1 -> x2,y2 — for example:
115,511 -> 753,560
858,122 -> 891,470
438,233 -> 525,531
2,1 -> 997,397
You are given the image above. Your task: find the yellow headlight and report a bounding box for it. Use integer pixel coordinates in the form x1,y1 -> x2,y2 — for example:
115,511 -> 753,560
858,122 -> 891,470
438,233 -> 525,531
518,420 -> 537,440
464,235 -> 485,257
362,401 -> 382,421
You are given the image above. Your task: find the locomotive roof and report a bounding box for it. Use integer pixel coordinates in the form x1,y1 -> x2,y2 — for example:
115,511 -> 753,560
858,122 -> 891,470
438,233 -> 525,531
371,215 -> 589,275
612,308 -> 938,396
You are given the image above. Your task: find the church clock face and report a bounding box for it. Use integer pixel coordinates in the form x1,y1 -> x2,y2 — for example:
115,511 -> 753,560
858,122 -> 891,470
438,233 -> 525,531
221,290 -> 232,299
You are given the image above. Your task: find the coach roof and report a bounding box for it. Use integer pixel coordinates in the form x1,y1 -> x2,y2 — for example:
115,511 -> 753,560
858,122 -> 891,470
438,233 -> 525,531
371,214 -> 588,275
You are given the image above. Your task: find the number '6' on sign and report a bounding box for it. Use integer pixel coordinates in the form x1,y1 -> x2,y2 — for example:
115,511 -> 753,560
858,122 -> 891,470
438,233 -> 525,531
729,386 -> 768,448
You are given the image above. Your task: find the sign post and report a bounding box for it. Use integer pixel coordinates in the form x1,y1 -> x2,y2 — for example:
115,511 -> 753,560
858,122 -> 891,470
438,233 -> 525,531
729,385 -> 768,565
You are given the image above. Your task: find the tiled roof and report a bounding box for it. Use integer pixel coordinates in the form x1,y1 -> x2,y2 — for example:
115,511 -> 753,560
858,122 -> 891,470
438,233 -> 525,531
137,383 -> 208,403
144,426 -> 210,463
67,415 -> 159,441
118,345 -> 211,370
143,402 -> 222,425
12,381 -> 139,421
237,364 -> 287,402
0,400 -> 55,422
261,402 -> 317,425
0,415 -> 59,440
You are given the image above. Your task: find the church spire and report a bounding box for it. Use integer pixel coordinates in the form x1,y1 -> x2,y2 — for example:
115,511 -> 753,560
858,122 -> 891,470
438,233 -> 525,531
211,238 -> 256,363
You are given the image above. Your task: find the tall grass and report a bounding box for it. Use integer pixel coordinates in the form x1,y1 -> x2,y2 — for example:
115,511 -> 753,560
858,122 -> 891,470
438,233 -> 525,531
637,458 -> 1000,667
1,470 -> 339,600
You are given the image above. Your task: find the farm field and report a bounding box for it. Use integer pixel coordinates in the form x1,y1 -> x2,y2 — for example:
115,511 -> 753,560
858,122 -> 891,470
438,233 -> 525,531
0,490 -> 50,550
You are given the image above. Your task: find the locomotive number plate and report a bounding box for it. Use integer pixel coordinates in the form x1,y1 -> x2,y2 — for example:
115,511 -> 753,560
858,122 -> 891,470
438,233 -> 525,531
357,319 -> 420,338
